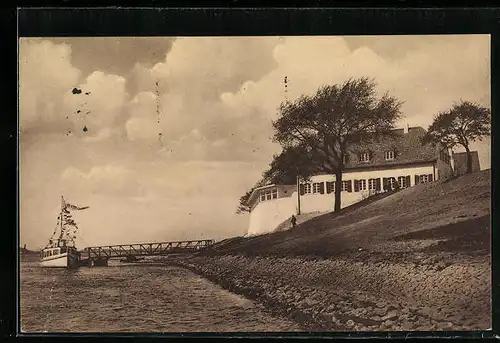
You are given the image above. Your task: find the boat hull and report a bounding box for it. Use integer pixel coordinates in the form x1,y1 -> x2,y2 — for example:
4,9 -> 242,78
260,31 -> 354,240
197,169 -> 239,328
40,252 -> 80,269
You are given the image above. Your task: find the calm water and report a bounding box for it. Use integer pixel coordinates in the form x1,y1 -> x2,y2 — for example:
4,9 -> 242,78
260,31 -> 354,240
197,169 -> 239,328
20,260 -> 300,332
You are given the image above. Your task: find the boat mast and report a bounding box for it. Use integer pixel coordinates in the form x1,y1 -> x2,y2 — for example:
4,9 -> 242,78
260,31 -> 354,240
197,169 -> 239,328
59,195 -> 64,242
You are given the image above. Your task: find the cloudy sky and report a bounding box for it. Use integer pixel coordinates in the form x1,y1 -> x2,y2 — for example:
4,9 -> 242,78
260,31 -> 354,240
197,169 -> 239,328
19,35 -> 491,249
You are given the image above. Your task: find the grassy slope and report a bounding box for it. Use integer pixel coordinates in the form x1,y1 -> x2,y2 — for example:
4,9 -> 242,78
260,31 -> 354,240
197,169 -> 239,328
204,170 -> 490,259
272,211 -> 328,233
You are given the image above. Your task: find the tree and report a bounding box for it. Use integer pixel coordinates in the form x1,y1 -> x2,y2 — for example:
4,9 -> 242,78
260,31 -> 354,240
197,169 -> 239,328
236,145 -> 313,214
262,144 -> 322,185
236,188 -> 255,214
236,145 -> 318,214
236,178 -> 267,214
422,100 -> 490,174
272,77 -> 402,212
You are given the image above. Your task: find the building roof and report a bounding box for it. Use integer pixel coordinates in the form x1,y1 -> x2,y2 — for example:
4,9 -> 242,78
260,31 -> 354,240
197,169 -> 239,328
247,184 -> 277,206
342,126 -> 438,170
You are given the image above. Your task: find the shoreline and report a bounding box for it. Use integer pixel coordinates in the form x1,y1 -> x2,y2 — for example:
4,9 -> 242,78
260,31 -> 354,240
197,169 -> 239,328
167,253 -> 490,332
20,250 -> 490,331
167,257 -> 328,331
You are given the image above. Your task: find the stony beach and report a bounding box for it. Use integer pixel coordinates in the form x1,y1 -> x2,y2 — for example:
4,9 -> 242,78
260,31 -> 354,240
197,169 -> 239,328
171,252 -> 490,331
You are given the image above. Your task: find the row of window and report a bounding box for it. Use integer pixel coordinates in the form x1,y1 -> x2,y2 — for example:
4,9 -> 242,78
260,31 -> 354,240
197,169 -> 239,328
300,174 -> 434,195
258,173 -> 435,203
41,248 -> 60,258
302,179 -> 381,194
259,188 -> 278,202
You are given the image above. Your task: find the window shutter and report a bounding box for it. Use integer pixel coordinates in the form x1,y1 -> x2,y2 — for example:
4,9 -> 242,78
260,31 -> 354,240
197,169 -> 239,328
347,180 -> 352,193
393,177 -> 400,190
354,180 -> 359,192
383,177 -> 388,191
406,175 -> 410,187
326,182 -> 331,194
368,151 -> 372,161
415,175 -> 420,184
299,184 -> 305,195
375,178 -> 381,191
319,182 -> 325,194
428,174 -> 433,182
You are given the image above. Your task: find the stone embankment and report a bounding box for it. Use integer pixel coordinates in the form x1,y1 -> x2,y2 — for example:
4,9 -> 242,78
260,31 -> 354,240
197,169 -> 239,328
171,253 -> 490,331
169,171 -> 491,331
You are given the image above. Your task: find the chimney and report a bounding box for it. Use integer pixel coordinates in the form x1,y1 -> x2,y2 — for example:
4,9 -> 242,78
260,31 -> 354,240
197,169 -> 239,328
403,123 -> 409,134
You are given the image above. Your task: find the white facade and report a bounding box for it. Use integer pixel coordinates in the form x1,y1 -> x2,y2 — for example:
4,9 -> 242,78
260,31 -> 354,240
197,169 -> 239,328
247,194 -> 298,236
247,160 -> 453,236
299,163 -> 435,214
247,184 -> 297,236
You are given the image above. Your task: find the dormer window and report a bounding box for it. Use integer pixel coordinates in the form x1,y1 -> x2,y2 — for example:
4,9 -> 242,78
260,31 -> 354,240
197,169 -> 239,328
359,152 -> 370,163
385,150 -> 395,160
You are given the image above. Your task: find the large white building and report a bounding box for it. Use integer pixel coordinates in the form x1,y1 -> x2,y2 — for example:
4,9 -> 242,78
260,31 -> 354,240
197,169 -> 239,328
245,126 -> 462,236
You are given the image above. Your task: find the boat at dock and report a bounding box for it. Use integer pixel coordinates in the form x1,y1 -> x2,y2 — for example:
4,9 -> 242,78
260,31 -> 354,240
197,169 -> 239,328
40,196 -> 89,269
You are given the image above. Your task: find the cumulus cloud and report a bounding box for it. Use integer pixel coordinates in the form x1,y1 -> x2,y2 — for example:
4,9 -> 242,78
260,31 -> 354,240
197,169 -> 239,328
147,37 -> 279,96
168,35 -> 490,169
20,35 -> 490,156
125,89 -> 190,144
48,37 -> 176,92
121,37 -> 281,149
19,39 -> 81,131
62,71 -> 129,137
220,35 -> 490,129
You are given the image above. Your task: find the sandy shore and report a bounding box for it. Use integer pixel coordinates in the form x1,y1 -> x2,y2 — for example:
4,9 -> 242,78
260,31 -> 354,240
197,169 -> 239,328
170,252 -> 490,331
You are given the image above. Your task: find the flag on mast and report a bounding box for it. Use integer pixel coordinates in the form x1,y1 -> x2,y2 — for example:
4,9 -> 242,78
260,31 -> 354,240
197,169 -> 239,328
61,195 -> 89,211
67,204 -> 90,211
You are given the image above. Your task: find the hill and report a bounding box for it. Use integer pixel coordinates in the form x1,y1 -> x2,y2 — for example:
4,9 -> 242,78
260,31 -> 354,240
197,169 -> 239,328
203,169 -> 490,259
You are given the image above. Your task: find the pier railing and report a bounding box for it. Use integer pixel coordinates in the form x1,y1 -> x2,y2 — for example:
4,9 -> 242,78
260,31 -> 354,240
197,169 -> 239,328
82,239 -> 215,259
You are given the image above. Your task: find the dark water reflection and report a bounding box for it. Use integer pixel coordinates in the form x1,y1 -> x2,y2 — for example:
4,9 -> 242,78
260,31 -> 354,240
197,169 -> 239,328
20,261 -> 300,332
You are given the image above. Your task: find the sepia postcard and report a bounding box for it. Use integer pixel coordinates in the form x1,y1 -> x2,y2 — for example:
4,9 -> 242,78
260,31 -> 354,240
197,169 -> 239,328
19,34 -> 491,333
